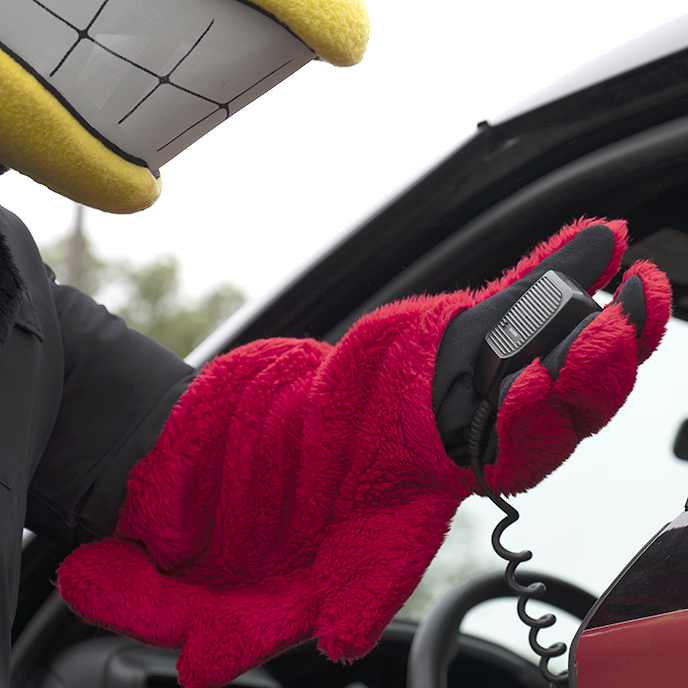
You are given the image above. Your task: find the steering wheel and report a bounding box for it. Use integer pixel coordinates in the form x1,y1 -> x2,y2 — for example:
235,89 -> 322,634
407,570 -> 596,688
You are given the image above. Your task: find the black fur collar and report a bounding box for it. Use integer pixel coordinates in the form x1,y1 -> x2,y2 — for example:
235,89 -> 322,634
0,229 -> 26,349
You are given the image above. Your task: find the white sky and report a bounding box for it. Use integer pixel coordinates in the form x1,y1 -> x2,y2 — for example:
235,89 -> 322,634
4,0 -> 688,301
5,0 -> 688,672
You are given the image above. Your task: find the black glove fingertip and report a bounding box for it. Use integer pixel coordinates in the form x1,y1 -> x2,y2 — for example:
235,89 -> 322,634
616,274 -> 646,337
538,224 -> 616,292
540,312 -> 598,380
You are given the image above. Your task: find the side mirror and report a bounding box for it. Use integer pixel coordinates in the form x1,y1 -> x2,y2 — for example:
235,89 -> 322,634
674,419 -> 688,460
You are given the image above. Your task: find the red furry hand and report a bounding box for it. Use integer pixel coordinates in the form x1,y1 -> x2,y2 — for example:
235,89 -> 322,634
57,219 -> 671,688
433,221 -> 671,495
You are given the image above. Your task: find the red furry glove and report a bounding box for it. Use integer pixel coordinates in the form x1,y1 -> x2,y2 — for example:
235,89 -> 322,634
57,218 -> 671,688
433,220 -> 671,494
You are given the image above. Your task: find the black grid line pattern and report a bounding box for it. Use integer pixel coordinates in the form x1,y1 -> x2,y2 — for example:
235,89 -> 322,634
31,0 -> 295,154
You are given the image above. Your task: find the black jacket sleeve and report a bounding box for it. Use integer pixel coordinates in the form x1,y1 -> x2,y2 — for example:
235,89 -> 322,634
26,265 -> 196,547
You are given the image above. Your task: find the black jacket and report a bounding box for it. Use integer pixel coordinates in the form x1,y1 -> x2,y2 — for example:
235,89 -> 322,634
0,204 -> 195,686
0,204 -> 196,547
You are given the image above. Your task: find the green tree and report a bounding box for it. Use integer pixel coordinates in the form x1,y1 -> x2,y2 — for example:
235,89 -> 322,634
115,258 -> 245,357
41,207 -> 246,358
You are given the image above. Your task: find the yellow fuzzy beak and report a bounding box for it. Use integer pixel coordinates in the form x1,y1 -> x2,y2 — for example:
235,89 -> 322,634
0,48 -> 162,214
251,0 -> 370,67
0,0 -> 369,214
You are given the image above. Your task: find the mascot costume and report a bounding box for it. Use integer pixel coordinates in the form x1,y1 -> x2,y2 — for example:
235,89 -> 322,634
0,1 -> 673,687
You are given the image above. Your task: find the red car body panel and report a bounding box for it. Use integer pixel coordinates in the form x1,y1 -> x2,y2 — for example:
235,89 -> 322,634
575,608 -> 688,687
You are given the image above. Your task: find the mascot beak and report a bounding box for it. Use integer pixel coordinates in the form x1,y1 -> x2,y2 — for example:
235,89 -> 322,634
0,0 -> 369,214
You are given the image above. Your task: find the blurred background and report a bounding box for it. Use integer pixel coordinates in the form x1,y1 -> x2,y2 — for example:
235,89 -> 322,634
4,0 -> 688,671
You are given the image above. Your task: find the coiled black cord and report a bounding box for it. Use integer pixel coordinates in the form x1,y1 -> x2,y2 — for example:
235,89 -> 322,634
469,399 -> 568,687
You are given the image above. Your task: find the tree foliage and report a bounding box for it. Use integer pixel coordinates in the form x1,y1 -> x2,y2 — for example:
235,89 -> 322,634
41,217 -> 246,358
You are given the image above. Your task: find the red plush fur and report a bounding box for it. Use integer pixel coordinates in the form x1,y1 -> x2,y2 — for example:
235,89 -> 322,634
58,218 -> 671,688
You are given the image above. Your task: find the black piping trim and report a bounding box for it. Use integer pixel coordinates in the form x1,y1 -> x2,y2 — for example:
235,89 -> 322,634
40,0 -> 110,77
156,58 -> 294,153
119,20 -> 217,125
0,40 -> 156,175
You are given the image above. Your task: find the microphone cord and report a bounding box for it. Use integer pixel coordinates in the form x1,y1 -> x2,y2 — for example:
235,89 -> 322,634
468,399 -> 569,687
